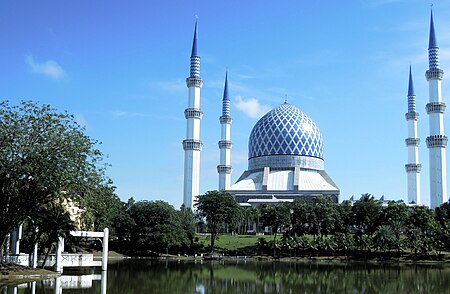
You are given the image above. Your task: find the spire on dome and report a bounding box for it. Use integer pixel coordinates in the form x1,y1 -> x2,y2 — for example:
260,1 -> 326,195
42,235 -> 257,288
191,19 -> 198,57
408,65 -> 415,97
429,9 -> 438,49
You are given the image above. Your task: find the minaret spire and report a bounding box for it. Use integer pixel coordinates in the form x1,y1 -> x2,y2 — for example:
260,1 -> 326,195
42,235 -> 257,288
429,9 -> 437,50
191,19 -> 198,57
408,65 -> 415,99
183,19 -> 203,209
218,71 -> 232,190
405,66 -> 421,205
425,9 -> 448,208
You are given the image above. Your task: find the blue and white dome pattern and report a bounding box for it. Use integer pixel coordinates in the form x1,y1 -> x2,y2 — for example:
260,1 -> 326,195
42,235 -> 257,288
248,103 -> 324,159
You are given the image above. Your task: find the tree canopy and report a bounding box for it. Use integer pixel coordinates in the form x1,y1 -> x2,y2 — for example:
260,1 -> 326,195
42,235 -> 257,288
195,190 -> 241,252
0,100 -> 107,252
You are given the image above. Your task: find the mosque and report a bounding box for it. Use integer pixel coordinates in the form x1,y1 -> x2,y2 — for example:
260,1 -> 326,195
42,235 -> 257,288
182,10 -> 448,210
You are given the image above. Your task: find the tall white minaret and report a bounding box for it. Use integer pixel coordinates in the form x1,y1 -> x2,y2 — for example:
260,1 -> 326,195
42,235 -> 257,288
218,72 -> 232,190
425,10 -> 448,208
405,66 -> 421,205
183,20 -> 203,209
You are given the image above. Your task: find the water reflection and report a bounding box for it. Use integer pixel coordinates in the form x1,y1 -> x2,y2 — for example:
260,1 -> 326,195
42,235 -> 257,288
3,260 -> 450,293
2,271 -> 107,294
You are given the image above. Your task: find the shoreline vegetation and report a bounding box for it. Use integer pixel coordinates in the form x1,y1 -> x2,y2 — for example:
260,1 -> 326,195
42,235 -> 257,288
4,102 -> 450,284
3,234 -> 450,282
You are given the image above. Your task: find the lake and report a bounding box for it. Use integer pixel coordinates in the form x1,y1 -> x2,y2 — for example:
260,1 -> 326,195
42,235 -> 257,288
4,259 -> 450,293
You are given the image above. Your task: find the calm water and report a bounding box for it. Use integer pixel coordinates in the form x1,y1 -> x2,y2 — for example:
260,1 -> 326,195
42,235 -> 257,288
5,259 -> 450,293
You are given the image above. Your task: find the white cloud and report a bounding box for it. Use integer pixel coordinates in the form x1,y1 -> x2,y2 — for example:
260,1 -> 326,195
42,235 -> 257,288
234,95 -> 271,119
111,110 -> 147,118
111,110 -> 180,121
148,79 -> 185,93
25,55 -> 66,80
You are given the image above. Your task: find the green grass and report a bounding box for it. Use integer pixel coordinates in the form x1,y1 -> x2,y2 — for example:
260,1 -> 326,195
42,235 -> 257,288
196,234 -> 273,252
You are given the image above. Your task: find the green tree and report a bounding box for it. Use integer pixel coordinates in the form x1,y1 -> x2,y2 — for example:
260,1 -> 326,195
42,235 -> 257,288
128,200 -> 185,254
178,204 -> 196,250
435,202 -> 450,250
373,225 -> 396,254
351,194 -> 383,251
291,197 -> 339,239
405,205 -> 438,255
0,101 -> 105,258
195,190 -> 241,252
80,179 -> 122,233
260,203 -> 291,242
383,201 -> 409,253
291,199 -> 312,236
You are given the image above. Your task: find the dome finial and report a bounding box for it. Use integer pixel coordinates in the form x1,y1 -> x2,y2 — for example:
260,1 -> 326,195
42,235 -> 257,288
284,94 -> 288,104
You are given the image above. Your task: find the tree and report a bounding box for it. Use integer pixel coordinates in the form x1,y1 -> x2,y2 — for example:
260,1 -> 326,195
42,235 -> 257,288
291,197 -> 339,239
351,194 -> 383,251
352,194 -> 383,235
80,179 -> 123,233
128,200 -> 185,254
260,203 -> 291,242
0,101 -> 105,258
195,190 -> 241,252
405,205 -> 438,255
383,201 -> 409,253
435,202 -> 450,250
178,204 -> 196,250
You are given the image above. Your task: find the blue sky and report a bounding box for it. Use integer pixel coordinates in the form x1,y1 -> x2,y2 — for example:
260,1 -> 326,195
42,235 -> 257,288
2,0 -> 450,208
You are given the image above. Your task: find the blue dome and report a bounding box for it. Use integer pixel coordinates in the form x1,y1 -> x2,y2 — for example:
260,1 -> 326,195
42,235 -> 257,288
248,103 -> 324,159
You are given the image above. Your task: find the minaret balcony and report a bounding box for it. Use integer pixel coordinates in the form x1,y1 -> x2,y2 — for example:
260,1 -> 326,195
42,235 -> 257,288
185,108 -> 203,119
217,165 -> 232,174
186,77 -> 203,88
405,138 -> 420,146
426,102 -> 446,114
183,139 -> 203,151
218,140 -> 233,149
405,111 -> 419,121
426,68 -> 444,81
405,163 -> 421,173
426,135 -> 448,148
220,115 -> 232,124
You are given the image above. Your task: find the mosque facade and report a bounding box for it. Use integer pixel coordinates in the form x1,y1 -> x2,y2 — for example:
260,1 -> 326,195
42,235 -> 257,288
183,10 -> 448,209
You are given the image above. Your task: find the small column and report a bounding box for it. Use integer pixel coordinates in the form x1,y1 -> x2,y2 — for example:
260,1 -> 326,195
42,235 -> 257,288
55,237 -> 63,273
54,277 -> 62,294
101,270 -> 108,294
5,233 -> 10,259
32,227 -> 39,268
102,228 -> 109,271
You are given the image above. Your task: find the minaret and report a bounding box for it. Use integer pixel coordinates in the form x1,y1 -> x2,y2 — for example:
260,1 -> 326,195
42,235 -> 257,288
183,20 -> 203,209
218,72 -> 232,190
405,66 -> 421,205
425,10 -> 448,208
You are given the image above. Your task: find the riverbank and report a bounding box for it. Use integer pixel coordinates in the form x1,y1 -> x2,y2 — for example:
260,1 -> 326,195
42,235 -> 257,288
0,264 -> 59,286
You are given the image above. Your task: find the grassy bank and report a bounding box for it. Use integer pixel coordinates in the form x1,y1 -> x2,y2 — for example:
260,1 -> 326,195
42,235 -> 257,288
196,234 -> 273,253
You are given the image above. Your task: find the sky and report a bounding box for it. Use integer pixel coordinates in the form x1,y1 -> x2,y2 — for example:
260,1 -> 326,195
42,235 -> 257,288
2,0 -> 450,208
